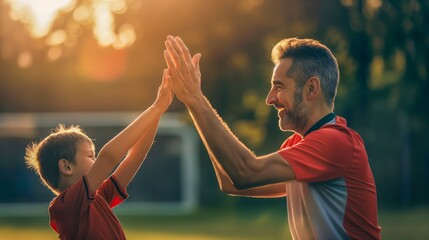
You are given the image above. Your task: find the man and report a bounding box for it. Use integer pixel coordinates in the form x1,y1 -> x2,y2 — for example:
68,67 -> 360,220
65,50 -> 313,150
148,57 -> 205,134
164,36 -> 381,239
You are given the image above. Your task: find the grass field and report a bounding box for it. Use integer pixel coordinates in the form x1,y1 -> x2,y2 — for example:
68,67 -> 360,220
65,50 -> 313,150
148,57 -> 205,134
0,206 -> 428,239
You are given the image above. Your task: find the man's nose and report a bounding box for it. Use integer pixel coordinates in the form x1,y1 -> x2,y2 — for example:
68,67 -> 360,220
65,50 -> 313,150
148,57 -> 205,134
266,89 -> 275,105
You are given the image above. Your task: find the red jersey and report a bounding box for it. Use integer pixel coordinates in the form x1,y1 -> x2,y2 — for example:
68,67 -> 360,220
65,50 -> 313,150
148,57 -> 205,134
278,115 -> 381,239
49,175 -> 128,239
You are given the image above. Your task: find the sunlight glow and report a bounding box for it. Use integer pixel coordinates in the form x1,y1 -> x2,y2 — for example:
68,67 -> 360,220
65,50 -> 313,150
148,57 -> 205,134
6,0 -> 76,38
94,2 -> 116,46
47,46 -> 63,61
113,24 -> 136,49
73,5 -> 92,24
92,0 -> 135,49
45,30 -> 68,46
5,0 -> 136,67
79,38 -> 128,82
17,51 -> 33,68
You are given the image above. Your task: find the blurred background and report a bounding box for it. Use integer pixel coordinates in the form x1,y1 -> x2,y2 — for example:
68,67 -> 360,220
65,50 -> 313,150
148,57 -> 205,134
0,0 -> 428,239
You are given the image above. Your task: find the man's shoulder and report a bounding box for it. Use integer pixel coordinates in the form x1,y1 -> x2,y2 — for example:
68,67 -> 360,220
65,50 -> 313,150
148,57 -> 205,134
322,116 -> 363,140
280,133 -> 303,149
312,117 -> 366,153
302,121 -> 357,153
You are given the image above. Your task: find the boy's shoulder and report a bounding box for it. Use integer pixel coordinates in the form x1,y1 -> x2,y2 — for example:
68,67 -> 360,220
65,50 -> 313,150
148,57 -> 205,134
49,175 -> 128,215
49,177 -> 92,213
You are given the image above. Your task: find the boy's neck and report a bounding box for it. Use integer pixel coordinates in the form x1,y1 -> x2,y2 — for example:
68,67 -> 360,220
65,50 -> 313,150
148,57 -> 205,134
57,175 -> 81,193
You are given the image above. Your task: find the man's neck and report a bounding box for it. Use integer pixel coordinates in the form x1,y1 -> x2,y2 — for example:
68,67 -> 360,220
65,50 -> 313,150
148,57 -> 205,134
298,107 -> 333,136
304,112 -> 336,136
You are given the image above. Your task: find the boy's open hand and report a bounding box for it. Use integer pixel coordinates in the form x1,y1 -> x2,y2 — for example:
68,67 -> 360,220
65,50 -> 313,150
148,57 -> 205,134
153,69 -> 174,113
164,36 -> 202,105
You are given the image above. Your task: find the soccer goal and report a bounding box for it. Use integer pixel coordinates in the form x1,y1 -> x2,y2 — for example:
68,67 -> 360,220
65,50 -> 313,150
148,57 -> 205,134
0,112 -> 199,216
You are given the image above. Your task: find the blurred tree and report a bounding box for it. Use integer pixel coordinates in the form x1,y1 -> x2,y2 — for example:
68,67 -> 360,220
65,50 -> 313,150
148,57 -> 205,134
333,0 -> 429,206
374,0 -> 428,206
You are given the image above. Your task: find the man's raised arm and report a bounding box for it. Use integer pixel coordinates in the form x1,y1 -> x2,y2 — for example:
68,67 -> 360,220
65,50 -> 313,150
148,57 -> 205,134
164,36 -> 295,190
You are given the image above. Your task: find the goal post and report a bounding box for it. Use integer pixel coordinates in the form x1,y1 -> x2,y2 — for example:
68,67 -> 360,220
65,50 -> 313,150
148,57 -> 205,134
0,112 -> 199,216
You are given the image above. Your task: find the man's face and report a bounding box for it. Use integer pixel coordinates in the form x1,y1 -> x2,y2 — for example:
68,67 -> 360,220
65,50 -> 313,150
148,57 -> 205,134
266,58 -> 309,133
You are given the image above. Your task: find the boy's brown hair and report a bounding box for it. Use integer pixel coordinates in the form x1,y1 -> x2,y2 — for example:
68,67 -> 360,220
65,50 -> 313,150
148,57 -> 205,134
25,124 -> 93,195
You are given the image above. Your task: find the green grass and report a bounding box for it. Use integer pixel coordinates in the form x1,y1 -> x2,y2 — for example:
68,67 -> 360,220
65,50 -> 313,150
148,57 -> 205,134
0,207 -> 428,239
378,207 -> 429,239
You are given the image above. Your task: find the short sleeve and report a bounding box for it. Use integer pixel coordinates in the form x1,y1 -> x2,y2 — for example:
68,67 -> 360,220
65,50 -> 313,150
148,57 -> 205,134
97,176 -> 128,208
278,125 -> 354,182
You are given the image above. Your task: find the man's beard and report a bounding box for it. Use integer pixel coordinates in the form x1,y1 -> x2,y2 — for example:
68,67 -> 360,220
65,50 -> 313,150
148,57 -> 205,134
280,88 -> 309,133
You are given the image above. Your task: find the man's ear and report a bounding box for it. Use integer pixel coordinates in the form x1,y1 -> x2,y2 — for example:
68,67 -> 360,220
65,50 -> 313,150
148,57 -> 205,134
58,159 -> 73,176
305,76 -> 321,99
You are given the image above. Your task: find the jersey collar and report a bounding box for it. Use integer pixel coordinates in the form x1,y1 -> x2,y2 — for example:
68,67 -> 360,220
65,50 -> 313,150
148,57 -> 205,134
304,112 -> 336,137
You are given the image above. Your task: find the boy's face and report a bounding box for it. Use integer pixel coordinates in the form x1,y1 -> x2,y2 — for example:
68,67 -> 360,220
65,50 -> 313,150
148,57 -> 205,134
72,141 -> 96,176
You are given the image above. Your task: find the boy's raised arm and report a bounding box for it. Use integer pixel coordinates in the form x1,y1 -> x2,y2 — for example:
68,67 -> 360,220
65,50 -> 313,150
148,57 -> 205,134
86,70 -> 173,195
113,71 -> 174,188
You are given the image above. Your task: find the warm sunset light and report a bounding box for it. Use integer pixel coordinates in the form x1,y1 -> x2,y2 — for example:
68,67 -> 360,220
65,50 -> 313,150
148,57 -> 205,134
5,0 -> 75,38
92,0 -> 135,48
3,0 -> 136,67
1,1 -> 429,239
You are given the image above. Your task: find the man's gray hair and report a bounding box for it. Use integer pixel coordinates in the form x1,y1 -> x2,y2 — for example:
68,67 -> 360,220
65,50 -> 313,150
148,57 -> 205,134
271,38 -> 340,108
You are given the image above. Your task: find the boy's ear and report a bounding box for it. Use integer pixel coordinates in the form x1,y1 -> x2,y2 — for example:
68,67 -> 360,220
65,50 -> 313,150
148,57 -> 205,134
58,159 -> 73,176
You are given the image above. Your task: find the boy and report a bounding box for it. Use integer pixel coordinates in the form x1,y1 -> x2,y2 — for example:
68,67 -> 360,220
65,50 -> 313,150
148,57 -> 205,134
24,70 -> 173,239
